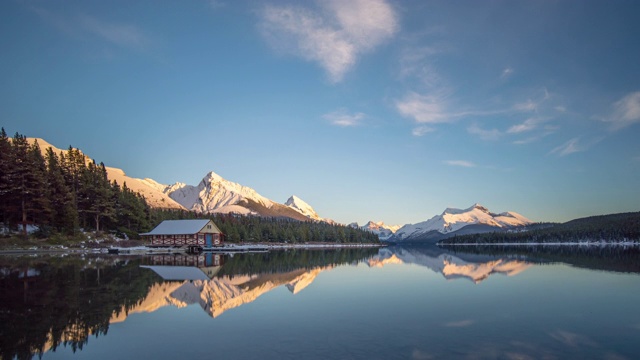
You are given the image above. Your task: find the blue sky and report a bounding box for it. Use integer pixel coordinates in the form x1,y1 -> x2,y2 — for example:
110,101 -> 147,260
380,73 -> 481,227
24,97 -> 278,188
1,0 -> 639,226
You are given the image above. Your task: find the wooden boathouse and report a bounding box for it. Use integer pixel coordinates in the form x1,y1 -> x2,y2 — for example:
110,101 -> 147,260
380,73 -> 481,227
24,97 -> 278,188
141,219 -> 224,249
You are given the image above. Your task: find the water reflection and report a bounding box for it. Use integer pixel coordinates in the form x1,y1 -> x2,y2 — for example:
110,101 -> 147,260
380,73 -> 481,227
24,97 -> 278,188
370,245 -> 534,283
0,248 -> 378,359
2,245 -> 640,359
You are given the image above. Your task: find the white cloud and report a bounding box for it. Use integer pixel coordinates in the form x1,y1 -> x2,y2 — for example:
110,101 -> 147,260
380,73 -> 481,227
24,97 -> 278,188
412,125 -> 434,136
79,15 -> 149,50
323,109 -> 365,127
507,117 -> 546,134
467,123 -> 501,141
606,91 -> 640,130
549,138 -> 582,157
501,67 -> 513,79
444,160 -> 476,168
395,92 -> 450,124
260,0 -> 398,83
512,99 -> 538,112
513,136 -> 539,145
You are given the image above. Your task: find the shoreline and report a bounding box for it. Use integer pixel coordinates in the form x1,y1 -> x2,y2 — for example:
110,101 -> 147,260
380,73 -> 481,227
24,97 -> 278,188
0,242 -> 384,255
439,241 -> 640,246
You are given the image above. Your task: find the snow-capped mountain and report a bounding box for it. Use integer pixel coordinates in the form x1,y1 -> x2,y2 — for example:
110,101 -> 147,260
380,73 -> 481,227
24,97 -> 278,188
27,137 -> 325,220
390,203 -> 532,243
164,172 -> 320,222
360,221 -> 401,241
165,171 -> 275,214
285,195 -> 322,221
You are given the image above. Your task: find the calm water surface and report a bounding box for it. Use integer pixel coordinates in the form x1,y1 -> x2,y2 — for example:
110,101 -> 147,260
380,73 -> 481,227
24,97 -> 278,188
1,246 -> 640,359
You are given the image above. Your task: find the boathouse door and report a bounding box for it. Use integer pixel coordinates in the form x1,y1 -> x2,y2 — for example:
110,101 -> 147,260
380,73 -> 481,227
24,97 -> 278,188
205,234 -> 213,247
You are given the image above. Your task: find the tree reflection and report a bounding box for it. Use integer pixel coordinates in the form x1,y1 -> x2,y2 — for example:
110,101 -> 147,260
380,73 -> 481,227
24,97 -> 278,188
0,256 -> 161,360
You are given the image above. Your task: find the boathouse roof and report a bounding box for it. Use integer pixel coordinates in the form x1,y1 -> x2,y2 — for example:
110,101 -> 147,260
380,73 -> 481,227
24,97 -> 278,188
140,219 -> 218,236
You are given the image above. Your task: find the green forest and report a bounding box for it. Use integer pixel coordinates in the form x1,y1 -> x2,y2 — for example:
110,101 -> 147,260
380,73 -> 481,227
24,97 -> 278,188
0,130 -> 378,245
439,212 -> 640,244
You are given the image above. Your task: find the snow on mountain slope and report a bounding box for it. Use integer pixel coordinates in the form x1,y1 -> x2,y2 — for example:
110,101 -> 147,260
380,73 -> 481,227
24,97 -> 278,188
285,195 -> 322,221
393,204 -> 532,242
27,138 -> 185,210
166,171 -> 274,214
361,221 -> 401,240
164,172 -> 313,221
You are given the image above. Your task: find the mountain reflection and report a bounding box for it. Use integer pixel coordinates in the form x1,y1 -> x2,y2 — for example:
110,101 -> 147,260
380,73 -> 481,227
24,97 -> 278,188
370,246 -> 533,283
0,248 -> 378,360
3,245 -> 638,359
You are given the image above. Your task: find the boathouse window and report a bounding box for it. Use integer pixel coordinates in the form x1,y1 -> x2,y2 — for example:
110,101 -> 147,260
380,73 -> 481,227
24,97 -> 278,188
207,225 -> 212,229
199,234 -> 204,240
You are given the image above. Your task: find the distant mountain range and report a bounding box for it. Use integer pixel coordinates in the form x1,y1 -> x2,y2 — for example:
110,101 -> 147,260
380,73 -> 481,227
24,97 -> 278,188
29,137 -> 533,241
388,204 -> 532,243
352,221 -> 401,241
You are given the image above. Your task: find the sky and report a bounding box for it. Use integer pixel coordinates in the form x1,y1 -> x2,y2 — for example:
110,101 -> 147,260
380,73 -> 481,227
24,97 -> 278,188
1,0 -> 639,226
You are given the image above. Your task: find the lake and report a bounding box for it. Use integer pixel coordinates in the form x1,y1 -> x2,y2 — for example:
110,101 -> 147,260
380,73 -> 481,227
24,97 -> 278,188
2,245 -> 640,359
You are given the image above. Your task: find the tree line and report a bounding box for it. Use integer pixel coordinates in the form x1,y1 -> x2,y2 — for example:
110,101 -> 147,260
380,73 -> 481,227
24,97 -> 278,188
0,129 -> 379,244
439,212 -> 640,245
152,209 -> 380,244
0,130 -> 150,240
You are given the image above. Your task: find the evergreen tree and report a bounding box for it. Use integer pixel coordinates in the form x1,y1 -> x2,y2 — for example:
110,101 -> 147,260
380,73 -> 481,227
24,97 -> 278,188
7,133 -> 42,238
45,148 -> 79,233
0,128 -> 11,227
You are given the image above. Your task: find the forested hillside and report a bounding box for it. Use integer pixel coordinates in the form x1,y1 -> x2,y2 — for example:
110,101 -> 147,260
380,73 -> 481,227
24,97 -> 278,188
0,130 -> 150,239
0,129 -> 378,244
440,212 -> 640,244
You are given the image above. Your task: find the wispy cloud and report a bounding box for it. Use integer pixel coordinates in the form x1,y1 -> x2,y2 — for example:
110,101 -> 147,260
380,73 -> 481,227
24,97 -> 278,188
512,99 -> 539,112
395,91 -> 449,124
323,109 -> 365,127
79,15 -> 149,50
549,138 -> 582,157
507,117 -> 547,134
260,0 -> 398,83
444,160 -> 476,168
605,91 -> 640,130
412,125 -> 435,136
467,123 -> 501,141
501,67 -> 513,79
398,45 -> 446,86
549,330 -> 597,348
31,6 -> 150,51
444,319 -> 475,327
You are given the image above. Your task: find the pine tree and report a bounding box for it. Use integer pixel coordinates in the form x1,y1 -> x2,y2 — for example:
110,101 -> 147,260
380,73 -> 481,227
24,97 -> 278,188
0,128 -> 11,228
27,140 -> 51,231
45,148 -> 78,233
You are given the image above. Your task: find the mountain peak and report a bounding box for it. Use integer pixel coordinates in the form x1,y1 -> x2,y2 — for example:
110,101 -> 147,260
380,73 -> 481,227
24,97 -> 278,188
285,195 -> 322,221
360,220 -> 400,240
204,171 -> 224,182
393,204 -> 533,242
